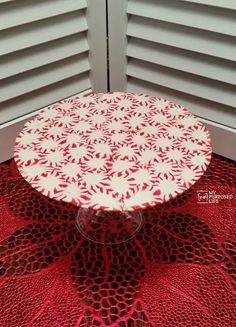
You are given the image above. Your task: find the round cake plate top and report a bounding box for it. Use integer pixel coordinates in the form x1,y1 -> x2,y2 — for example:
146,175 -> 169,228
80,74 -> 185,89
14,92 -> 212,211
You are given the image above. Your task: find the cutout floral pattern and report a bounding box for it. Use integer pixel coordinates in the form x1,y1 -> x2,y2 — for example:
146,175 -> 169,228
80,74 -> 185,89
0,154 -> 235,326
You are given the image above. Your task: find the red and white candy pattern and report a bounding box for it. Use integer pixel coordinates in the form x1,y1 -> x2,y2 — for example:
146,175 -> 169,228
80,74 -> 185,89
14,92 -> 212,211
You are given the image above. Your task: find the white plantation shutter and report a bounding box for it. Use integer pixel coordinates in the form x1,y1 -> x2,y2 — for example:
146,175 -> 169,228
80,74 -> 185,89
108,0 -> 236,160
0,0 -> 107,162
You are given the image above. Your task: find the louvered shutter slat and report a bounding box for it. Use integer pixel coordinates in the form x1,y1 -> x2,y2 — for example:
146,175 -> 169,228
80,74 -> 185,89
127,38 -> 236,85
1,53 -> 90,103
181,0 -> 236,10
127,16 -> 236,62
0,11 -> 88,56
127,0 -> 236,37
0,74 -> 91,124
1,34 -> 89,80
0,0 -> 87,30
127,59 -> 236,108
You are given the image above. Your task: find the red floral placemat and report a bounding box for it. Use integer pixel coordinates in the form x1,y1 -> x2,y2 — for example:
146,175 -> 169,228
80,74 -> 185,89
0,154 -> 235,326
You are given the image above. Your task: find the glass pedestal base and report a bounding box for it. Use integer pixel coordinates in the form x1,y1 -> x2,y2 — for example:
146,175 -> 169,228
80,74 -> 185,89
76,208 -> 143,245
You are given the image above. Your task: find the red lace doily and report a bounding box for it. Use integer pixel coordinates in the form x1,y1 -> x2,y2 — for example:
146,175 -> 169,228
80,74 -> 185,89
0,154 -> 235,326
